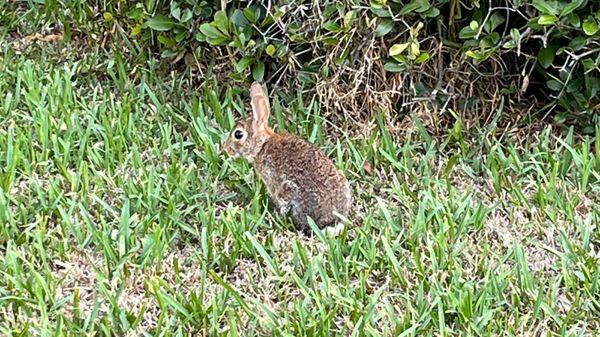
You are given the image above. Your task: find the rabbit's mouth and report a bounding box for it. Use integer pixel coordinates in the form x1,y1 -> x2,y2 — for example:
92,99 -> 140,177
223,144 -> 233,157
222,143 -> 238,158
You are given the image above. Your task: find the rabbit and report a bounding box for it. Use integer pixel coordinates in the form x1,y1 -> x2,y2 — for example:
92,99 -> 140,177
223,82 -> 351,234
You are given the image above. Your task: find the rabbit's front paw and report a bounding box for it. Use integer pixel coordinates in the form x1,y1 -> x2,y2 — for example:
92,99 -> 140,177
275,180 -> 297,216
325,223 -> 345,237
278,200 -> 291,216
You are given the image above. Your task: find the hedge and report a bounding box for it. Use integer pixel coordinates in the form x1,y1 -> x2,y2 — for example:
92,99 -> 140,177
9,0 -> 600,130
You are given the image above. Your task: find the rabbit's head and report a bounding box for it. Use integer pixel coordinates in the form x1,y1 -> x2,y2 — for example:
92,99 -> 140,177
224,82 -> 274,162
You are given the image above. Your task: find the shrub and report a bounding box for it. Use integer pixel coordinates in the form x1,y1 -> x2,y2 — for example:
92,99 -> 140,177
10,0 -> 600,130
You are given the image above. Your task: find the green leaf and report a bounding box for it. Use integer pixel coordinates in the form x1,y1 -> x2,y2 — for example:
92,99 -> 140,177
537,45 -> 557,68
532,0 -> 559,16
458,26 -> 477,39
231,9 -> 249,28
583,17 -> 599,36
469,20 -> 479,31
415,52 -> 430,64
480,32 -> 500,48
560,0 -> 584,17
569,36 -> 587,50
344,10 -> 358,27
323,37 -> 340,46
389,43 -> 409,56
199,24 -> 221,38
567,13 -> 581,27
399,0 -> 426,15
503,28 -> 521,48
409,42 -> 420,57
175,31 -> 188,43
546,79 -> 563,91
170,6 -> 180,21
252,62 -> 265,81
103,12 -> 113,22
484,12 -> 505,33
370,6 -> 391,18
374,19 -> 394,37
243,8 -> 257,23
158,35 -> 176,47
200,23 -> 227,42
180,9 -> 193,23
213,10 -> 230,35
423,7 -> 440,18
161,49 -> 176,58
465,50 -> 479,60
581,58 -> 596,72
235,56 -> 254,72
465,49 -> 495,62
130,25 -> 142,37
370,0 -> 387,8
538,14 -> 557,25
384,61 -> 405,72
324,21 -> 341,32
265,44 -> 276,57
391,53 -> 408,63
146,15 -> 175,31
127,7 -> 144,20
414,0 -> 431,13
510,28 -> 521,43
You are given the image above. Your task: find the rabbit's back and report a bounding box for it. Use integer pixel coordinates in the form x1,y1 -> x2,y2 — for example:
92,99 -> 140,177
255,134 -> 351,230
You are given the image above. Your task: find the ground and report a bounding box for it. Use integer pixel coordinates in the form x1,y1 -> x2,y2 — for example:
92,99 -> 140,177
0,18 -> 599,337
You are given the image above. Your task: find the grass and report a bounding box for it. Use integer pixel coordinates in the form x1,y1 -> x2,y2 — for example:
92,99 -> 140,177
1,10 -> 600,337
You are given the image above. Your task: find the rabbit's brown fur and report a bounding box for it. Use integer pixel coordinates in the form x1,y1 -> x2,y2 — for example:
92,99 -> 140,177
224,82 -> 351,232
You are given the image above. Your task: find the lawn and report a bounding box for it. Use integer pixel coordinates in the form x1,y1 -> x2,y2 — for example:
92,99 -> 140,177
1,10 -> 599,337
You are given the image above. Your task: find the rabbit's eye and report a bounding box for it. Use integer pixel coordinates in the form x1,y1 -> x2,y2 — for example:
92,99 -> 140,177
234,130 -> 244,139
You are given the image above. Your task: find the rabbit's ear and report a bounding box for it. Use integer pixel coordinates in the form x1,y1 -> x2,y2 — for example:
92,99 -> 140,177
250,82 -> 270,132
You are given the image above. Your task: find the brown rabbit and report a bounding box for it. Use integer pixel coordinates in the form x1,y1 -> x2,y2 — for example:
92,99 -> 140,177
224,82 -> 351,233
